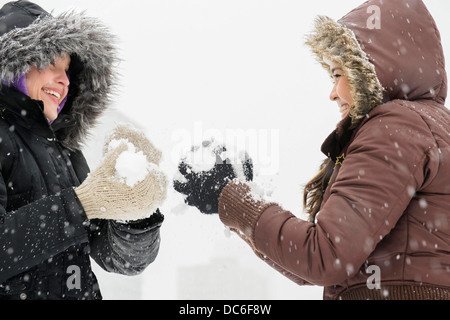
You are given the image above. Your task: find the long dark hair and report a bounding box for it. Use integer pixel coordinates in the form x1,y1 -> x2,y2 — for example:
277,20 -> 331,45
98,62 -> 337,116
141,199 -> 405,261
303,158 -> 335,222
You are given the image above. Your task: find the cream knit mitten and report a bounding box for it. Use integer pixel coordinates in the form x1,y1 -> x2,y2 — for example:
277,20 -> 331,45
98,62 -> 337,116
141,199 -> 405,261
104,123 -> 162,165
75,125 -> 167,221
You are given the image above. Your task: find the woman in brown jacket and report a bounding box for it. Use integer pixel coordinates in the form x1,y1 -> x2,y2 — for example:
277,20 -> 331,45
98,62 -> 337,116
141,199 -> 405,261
174,0 -> 450,299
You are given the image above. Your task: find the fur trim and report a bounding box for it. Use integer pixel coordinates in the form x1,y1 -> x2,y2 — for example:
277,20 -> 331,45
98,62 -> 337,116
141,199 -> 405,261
0,10 -> 119,150
305,16 -> 384,128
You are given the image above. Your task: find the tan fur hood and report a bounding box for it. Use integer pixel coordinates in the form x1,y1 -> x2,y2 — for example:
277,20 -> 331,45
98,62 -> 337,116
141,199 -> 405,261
306,0 -> 447,128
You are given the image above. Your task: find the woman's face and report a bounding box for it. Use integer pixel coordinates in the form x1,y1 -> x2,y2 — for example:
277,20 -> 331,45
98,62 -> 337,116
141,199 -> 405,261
26,54 -> 71,121
329,61 -> 353,119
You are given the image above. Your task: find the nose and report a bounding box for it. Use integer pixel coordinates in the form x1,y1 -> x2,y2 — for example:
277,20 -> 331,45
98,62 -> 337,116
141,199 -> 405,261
56,71 -> 70,88
329,82 -> 338,102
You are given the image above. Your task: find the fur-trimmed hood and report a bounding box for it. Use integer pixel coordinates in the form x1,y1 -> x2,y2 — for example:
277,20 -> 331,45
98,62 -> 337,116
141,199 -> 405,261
306,0 -> 447,129
0,0 -> 118,150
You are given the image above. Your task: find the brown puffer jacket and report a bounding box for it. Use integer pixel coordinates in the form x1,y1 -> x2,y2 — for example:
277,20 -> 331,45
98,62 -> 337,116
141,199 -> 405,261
218,0 -> 450,300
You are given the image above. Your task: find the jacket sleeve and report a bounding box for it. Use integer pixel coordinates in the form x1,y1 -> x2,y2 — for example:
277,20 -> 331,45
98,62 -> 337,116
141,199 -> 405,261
0,182 -> 90,284
218,180 -> 312,286
68,149 -> 165,276
218,108 -> 433,286
87,210 -> 164,275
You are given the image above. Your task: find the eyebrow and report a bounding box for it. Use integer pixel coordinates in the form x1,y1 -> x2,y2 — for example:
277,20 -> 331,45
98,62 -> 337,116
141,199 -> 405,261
331,67 -> 343,73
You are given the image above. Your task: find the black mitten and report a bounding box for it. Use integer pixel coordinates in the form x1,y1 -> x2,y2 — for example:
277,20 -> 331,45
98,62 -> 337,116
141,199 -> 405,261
174,141 -> 253,214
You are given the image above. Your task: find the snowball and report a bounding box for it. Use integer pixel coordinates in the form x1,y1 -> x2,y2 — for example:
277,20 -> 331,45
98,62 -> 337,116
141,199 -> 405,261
181,138 -> 250,179
106,137 -> 160,188
114,149 -> 151,187
187,144 -> 217,172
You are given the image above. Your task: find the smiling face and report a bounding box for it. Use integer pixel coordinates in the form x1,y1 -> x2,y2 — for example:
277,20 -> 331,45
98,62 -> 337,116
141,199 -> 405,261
26,54 -> 71,121
329,61 -> 354,119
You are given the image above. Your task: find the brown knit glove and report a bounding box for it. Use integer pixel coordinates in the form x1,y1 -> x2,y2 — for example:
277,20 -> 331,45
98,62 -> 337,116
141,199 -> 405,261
218,179 -> 275,248
75,141 -> 167,221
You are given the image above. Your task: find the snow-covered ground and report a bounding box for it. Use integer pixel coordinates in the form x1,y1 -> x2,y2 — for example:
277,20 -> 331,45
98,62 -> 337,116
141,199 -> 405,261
36,0 -> 450,299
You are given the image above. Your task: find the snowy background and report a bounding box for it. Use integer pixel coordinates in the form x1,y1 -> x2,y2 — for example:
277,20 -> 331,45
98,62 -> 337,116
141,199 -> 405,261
20,0 -> 450,299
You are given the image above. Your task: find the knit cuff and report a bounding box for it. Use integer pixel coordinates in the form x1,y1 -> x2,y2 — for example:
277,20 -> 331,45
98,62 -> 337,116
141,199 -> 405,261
73,184 -> 102,219
218,179 -> 276,247
339,284 -> 450,300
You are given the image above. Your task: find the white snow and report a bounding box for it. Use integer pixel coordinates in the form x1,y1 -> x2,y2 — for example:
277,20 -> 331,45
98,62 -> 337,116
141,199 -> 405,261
107,138 -> 156,187
114,149 -> 151,187
179,138 -> 251,181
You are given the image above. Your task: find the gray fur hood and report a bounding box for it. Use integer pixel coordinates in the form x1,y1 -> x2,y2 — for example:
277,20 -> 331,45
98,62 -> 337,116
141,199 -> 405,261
0,0 -> 118,150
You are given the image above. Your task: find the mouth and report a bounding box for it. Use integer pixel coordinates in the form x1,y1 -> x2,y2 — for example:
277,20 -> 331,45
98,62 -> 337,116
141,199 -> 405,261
42,88 -> 62,104
339,103 -> 350,118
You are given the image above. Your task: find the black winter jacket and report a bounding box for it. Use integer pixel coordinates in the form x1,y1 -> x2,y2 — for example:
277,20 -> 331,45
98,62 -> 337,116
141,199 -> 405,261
0,1 -> 163,300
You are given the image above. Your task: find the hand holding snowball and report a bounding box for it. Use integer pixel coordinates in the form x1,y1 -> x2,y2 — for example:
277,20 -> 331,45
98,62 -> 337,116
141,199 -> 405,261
173,139 -> 253,214
75,131 -> 167,221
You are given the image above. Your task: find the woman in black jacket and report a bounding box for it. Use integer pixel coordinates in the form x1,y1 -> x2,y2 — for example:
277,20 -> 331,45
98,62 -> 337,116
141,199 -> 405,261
0,0 -> 166,300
